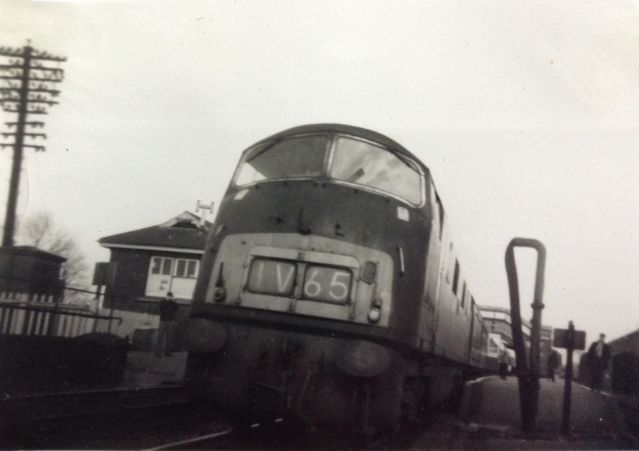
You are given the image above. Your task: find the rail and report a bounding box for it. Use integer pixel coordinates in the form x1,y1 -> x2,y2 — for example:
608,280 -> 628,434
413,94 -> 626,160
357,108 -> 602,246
0,385 -> 187,429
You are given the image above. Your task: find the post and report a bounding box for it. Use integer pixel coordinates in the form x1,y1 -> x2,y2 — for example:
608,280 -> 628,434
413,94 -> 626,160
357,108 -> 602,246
561,321 -> 575,435
107,291 -> 114,334
92,284 -> 102,332
46,297 -> 60,336
2,45 -> 31,247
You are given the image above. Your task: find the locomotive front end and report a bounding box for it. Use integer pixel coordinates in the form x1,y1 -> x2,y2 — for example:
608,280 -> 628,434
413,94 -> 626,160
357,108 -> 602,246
185,125 -> 430,433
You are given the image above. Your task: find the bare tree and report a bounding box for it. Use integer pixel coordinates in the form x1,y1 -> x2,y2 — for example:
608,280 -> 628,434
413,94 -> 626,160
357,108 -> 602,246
17,212 -> 89,293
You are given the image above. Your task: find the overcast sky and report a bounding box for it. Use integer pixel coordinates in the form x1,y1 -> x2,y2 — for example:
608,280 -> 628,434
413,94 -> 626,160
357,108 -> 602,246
1,0 -> 638,344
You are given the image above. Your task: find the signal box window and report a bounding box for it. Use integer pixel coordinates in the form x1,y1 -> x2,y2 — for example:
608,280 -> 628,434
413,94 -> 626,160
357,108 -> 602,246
235,136 -> 328,186
330,137 -> 422,205
146,256 -> 200,299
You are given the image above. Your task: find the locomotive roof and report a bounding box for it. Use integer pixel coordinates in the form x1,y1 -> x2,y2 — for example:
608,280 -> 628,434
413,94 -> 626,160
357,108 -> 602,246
256,123 -> 429,174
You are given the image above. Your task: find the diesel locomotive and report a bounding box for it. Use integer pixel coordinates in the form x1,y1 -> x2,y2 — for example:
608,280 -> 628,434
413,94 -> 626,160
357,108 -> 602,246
184,124 -> 489,434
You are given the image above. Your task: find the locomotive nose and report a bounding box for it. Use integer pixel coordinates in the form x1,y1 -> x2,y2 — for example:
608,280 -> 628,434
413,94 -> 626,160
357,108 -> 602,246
184,318 -> 227,353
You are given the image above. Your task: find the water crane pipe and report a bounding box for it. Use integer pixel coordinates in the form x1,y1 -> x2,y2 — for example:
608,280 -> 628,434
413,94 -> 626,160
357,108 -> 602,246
505,237 -> 546,434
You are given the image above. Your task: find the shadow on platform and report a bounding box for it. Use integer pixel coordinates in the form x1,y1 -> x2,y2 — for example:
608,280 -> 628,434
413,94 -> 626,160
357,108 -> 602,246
455,376 -> 638,449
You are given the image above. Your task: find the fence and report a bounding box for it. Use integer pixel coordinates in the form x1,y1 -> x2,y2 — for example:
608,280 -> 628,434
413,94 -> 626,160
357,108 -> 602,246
0,291 -> 120,337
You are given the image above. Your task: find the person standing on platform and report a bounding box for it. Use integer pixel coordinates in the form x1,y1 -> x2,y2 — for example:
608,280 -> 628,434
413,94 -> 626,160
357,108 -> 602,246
587,333 -> 611,392
547,349 -> 561,382
498,347 -> 510,379
156,291 -> 179,357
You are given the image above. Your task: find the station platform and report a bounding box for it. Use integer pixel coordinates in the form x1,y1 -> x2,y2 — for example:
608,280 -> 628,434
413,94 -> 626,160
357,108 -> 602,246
450,375 -> 638,449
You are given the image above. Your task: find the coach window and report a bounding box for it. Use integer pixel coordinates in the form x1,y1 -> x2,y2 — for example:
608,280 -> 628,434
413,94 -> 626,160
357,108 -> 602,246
235,135 -> 328,186
435,191 -> 445,241
445,243 -> 453,283
452,260 -> 460,295
461,282 -> 466,308
330,137 -> 422,205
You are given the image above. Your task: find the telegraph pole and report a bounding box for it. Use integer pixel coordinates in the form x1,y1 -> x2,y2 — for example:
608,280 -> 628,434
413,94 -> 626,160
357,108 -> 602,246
0,42 -> 66,247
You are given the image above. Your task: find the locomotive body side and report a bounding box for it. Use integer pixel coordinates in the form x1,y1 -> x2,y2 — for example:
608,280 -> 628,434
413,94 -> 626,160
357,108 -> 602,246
184,124 -> 486,433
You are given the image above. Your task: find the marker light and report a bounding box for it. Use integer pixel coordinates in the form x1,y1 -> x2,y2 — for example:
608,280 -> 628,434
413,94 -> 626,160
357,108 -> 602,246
214,286 -> 226,302
368,307 -> 381,323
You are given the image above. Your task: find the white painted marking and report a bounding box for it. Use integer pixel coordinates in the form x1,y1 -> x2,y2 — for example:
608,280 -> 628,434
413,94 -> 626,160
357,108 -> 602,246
234,189 -> 248,200
275,417 -> 284,423
397,206 -> 409,221
146,427 -> 234,450
398,246 -> 405,274
574,381 -> 613,396
466,375 -> 496,386
276,263 -> 295,292
251,422 -> 260,428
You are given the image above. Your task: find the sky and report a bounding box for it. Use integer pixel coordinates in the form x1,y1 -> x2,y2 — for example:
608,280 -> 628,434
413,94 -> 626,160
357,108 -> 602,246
1,0 -> 638,345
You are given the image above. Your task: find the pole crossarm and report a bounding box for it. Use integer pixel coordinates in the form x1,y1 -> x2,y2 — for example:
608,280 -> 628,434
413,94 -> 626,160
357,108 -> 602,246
2,132 -> 47,138
0,48 -> 25,57
1,143 -> 46,152
2,106 -> 49,114
22,144 -> 46,151
28,99 -> 59,105
4,87 -> 60,95
5,121 -> 45,127
30,63 -> 64,70
30,54 -> 66,62
1,97 -> 58,105
17,75 -> 63,82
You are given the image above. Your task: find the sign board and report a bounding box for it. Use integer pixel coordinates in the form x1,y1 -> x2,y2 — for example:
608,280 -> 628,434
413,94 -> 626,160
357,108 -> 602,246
93,262 -> 117,286
553,328 -> 586,350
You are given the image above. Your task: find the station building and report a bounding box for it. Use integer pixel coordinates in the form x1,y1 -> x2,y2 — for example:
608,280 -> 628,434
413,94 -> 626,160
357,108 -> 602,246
607,328 -> 639,394
609,329 -> 639,355
95,212 -> 211,340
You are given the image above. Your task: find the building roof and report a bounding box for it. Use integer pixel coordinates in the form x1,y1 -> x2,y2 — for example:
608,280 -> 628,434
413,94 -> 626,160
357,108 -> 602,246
98,211 -> 212,252
609,329 -> 639,346
0,245 -> 66,262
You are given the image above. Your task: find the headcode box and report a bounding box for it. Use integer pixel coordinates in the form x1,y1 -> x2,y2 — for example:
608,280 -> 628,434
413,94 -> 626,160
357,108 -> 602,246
553,328 -> 586,350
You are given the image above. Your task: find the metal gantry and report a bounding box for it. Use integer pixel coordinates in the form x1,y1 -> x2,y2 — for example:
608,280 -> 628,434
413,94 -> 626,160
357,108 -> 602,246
0,42 -> 66,247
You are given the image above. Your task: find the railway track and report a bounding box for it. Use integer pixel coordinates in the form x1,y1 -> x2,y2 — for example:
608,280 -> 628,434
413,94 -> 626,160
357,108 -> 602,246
145,427 -> 236,450
0,387 -> 306,449
1,396 -> 234,449
0,384 -> 445,449
0,385 -> 187,428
